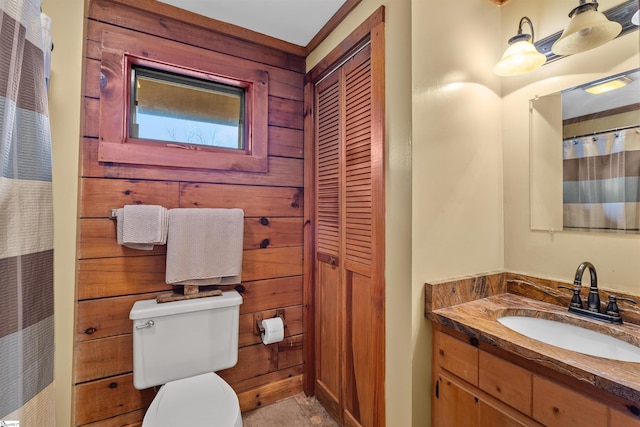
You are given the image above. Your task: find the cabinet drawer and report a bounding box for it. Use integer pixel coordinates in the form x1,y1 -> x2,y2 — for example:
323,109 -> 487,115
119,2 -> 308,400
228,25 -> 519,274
435,332 -> 478,386
479,351 -> 532,416
532,375 -> 607,427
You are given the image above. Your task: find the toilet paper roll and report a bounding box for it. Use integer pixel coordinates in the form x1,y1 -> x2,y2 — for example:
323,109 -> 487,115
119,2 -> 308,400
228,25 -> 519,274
261,317 -> 285,345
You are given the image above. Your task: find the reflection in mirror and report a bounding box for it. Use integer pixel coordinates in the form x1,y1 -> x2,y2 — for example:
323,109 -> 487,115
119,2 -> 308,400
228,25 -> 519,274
530,69 -> 640,233
562,69 -> 640,233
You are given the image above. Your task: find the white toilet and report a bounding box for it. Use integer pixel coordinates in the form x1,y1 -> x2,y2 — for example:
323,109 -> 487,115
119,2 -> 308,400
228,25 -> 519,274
130,290 -> 243,427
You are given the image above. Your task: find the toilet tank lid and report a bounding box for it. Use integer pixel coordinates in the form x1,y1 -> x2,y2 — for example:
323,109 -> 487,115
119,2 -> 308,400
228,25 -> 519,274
130,290 -> 242,320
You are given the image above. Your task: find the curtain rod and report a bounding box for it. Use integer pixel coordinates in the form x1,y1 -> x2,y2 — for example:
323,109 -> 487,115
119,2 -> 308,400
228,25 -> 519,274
564,123 -> 640,140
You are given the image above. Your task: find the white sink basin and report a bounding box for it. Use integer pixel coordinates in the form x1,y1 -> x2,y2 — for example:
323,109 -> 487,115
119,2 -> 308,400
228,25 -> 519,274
498,316 -> 640,363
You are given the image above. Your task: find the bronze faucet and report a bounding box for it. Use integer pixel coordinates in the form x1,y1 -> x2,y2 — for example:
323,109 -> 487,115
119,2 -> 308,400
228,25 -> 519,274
574,261 -> 599,312
559,261 -> 637,324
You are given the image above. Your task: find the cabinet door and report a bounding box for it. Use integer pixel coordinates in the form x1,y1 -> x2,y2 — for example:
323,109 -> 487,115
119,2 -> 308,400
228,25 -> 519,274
611,408 -> 640,427
434,374 -> 480,427
479,401 -> 529,427
434,373 -> 527,427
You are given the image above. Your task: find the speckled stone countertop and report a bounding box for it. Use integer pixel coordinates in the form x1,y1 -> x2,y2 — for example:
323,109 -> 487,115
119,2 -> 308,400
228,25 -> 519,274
430,292 -> 640,405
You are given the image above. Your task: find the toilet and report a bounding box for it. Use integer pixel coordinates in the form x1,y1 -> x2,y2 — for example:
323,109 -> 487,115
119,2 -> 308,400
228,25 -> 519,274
130,290 -> 243,427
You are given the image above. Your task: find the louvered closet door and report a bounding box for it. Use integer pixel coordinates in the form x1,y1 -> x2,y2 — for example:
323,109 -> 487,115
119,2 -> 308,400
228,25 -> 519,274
341,44 -> 382,427
314,69 -> 343,421
314,42 -> 384,427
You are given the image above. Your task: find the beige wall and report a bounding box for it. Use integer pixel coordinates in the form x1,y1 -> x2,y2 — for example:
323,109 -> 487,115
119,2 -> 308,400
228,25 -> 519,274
42,0 -> 84,426
411,0 -> 503,424
307,0 -> 413,425
501,0 -> 640,294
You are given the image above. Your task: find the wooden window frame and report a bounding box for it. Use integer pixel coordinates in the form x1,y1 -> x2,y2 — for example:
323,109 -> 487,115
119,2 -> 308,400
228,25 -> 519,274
98,31 -> 269,172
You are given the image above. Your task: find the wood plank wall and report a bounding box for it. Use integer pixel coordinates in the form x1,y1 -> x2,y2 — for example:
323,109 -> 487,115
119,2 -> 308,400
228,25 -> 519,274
74,1 -> 306,425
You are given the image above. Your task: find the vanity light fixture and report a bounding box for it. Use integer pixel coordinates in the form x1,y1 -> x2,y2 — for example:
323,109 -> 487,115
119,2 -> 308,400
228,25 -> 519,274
584,75 -> 632,95
493,16 -> 546,76
552,0 -> 622,56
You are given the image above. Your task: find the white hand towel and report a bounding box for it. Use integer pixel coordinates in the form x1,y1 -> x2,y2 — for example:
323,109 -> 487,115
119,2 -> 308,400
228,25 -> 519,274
166,208 -> 244,285
116,205 -> 168,250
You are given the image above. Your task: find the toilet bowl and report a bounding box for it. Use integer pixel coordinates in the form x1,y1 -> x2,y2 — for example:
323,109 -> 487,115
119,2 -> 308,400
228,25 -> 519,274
142,373 -> 242,427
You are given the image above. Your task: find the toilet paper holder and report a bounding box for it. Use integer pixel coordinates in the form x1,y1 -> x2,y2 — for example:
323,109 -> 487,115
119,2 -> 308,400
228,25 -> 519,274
255,309 -> 286,335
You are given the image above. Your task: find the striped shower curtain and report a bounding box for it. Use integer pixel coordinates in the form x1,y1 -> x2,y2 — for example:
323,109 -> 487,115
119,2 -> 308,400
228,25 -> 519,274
0,0 -> 55,425
563,128 -> 640,232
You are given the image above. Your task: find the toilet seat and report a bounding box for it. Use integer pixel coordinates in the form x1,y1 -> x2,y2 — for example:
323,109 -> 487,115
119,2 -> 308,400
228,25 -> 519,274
143,372 -> 242,427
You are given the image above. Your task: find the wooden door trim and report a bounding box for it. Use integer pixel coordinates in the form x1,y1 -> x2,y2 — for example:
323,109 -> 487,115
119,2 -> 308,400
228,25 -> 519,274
370,17 -> 386,426
303,81 -> 316,395
305,7 -> 385,84
302,6 -> 386,420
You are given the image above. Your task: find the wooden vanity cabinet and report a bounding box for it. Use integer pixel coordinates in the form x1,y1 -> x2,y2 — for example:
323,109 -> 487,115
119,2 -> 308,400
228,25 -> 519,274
433,330 -> 533,427
432,328 -> 640,427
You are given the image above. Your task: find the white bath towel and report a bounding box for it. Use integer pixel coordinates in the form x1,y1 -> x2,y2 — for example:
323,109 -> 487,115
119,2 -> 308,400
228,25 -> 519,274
166,208 -> 244,285
116,205 -> 168,250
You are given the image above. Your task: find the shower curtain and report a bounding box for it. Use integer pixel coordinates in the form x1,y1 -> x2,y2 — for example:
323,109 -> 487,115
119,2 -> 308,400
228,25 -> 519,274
563,128 -> 640,232
0,0 -> 55,425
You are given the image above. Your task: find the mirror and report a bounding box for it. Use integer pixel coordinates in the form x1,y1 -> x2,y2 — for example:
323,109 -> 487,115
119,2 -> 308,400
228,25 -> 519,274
531,68 -> 640,233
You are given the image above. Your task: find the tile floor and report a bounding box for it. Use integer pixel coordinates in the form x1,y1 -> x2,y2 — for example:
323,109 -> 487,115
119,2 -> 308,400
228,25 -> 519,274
242,393 -> 339,427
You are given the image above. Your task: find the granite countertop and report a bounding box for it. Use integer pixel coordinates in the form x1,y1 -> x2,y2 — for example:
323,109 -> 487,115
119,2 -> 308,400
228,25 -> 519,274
431,293 -> 640,404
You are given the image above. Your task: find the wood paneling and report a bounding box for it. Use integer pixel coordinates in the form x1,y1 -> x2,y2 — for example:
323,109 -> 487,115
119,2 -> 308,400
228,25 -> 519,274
74,1 -> 305,425
77,256 -> 170,300
239,306 -> 303,347
82,139 -> 303,186
75,374 -> 154,425
232,365 -> 302,394
76,294 -> 160,342
178,183 -> 303,216
236,276 -> 303,313
82,410 -> 145,427
87,0 -> 305,70
78,217 -> 302,259
80,179 -> 180,218
237,374 -> 304,412
74,334 -> 132,383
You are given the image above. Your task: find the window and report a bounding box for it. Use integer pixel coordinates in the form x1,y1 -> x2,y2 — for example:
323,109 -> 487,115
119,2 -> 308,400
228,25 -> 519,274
130,66 -> 246,150
98,31 -> 268,172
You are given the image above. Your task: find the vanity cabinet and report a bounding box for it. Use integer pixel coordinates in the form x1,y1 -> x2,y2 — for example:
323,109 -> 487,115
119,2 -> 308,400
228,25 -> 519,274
432,328 -> 640,427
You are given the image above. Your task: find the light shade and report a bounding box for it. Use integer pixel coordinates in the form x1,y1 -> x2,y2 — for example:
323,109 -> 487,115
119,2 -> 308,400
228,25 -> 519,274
632,10 -> 639,26
493,38 -> 547,76
494,17 -> 546,77
552,2 -> 622,56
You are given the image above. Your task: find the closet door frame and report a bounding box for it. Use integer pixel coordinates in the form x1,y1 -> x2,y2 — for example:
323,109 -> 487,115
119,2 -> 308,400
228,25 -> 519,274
303,6 -> 385,425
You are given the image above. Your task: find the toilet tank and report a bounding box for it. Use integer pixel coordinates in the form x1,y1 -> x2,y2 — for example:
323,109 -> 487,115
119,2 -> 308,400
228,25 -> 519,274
130,290 -> 242,390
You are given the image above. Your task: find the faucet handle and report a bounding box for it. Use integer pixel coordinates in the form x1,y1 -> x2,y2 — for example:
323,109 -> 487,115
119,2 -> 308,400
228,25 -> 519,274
558,285 -> 583,308
605,295 -> 638,316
